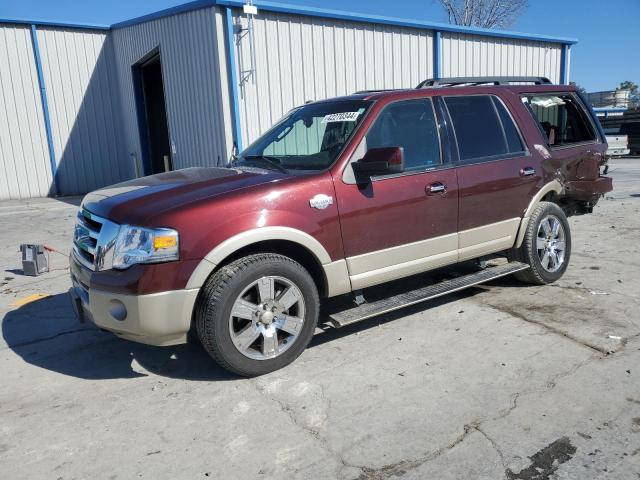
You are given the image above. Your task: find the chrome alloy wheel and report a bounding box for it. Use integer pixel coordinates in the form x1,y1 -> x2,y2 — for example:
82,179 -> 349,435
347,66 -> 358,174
229,276 -> 306,360
536,214 -> 566,273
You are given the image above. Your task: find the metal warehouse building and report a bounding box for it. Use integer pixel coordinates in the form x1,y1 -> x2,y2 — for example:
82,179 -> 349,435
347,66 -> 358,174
0,0 -> 577,200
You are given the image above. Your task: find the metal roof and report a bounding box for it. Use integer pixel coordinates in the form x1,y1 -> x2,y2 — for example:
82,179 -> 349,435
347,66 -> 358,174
0,17 -> 109,30
2,0 -> 578,45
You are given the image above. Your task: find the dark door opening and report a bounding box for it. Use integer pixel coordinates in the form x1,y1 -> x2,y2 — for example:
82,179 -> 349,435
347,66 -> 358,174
133,51 -> 172,175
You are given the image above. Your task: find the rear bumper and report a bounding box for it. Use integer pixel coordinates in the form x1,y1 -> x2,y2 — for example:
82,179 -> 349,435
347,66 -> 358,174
564,176 -> 613,203
606,148 -> 630,156
69,254 -> 198,346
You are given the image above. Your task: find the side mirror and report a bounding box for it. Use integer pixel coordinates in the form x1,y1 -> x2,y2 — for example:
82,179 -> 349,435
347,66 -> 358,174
351,147 -> 405,178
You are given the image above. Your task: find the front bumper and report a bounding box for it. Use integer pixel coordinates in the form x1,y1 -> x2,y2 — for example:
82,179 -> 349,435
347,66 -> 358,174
69,253 -> 199,346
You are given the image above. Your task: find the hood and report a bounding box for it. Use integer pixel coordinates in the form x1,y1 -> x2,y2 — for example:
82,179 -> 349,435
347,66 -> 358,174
82,167 -> 285,224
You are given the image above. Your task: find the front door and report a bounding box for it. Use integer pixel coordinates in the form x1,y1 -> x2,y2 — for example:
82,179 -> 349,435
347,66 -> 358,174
441,94 -> 539,261
334,98 -> 459,290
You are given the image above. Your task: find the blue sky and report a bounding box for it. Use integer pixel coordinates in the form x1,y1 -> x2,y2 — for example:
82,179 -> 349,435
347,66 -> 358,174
2,0 -> 638,92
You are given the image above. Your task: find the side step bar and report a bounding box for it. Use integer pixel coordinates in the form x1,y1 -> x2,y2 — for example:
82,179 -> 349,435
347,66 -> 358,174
328,261 -> 529,327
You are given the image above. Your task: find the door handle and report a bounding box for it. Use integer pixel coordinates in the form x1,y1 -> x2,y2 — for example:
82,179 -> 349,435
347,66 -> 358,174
520,167 -> 535,177
428,182 -> 446,194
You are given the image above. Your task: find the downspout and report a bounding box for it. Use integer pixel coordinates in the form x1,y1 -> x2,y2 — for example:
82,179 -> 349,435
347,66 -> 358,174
433,30 -> 441,80
560,44 -> 570,84
224,7 -> 243,155
30,25 -> 60,195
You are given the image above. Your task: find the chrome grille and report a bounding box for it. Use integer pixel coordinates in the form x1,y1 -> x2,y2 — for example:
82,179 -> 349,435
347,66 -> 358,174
73,209 -> 120,271
74,210 -> 102,268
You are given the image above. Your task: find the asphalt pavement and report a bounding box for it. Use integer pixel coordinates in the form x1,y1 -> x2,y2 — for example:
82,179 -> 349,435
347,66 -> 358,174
1,159 -> 639,479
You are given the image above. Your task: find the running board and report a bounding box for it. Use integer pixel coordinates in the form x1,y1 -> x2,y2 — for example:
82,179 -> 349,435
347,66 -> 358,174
328,261 -> 529,327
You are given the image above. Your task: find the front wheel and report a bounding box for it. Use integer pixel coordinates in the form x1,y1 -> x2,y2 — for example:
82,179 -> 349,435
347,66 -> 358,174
195,253 -> 319,376
509,201 -> 572,285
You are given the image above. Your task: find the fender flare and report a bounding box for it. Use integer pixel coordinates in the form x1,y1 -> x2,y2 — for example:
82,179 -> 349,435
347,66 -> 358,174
185,227 -> 334,290
514,180 -> 563,248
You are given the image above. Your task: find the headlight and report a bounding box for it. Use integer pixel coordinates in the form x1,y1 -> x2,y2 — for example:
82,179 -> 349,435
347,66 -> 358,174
112,226 -> 179,270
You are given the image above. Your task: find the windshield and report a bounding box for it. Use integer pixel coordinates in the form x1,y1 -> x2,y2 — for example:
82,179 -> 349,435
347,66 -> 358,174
235,100 -> 372,172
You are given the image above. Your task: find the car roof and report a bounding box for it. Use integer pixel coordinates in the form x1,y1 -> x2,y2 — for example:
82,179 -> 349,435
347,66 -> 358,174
311,83 -> 577,105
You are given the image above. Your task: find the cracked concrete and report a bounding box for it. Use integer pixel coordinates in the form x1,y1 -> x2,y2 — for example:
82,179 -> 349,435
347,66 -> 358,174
1,159 -> 639,479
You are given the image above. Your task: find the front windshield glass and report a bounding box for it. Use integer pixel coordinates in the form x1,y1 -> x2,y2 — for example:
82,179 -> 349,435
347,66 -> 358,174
235,100 -> 372,172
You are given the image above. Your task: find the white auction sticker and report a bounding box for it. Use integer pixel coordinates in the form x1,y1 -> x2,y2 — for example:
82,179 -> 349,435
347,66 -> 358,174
321,112 -> 361,123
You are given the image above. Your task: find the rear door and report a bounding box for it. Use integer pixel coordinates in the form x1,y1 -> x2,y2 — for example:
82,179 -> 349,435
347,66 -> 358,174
335,97 -> 459,290
522,92 -> 604,182
441,94 -> 536,261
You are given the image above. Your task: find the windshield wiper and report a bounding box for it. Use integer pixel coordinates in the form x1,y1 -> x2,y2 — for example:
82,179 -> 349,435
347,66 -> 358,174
241,155 -> 288,174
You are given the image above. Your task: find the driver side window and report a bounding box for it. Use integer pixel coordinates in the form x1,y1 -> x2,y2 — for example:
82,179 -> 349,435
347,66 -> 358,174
366,99 -> 441,171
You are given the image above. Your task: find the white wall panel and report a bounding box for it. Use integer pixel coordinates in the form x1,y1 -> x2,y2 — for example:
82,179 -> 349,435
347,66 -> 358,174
37,27 -> 128,195
111,7 -> 232,172
0,25 -> 52,199
441,32 -> 562,83
233,10 -> 434,147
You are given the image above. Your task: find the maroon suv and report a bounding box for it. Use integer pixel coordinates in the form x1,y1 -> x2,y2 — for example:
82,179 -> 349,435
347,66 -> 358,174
70,77 -> 612,376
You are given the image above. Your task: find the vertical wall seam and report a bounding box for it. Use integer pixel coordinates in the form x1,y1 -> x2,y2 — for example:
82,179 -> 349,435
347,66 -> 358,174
30,25 -> 59,195
224,7 -> 243,153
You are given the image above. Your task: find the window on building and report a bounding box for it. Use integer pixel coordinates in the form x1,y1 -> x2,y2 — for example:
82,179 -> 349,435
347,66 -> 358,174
523,94 -> 596,146
366,99 -> 441,171
444,95 -> 526,163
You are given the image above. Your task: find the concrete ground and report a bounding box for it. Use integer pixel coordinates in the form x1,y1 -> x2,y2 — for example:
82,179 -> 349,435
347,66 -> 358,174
1,159 -> 639,480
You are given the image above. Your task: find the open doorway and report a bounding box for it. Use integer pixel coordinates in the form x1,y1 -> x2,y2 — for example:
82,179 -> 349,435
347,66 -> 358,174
133,50 -> 172,175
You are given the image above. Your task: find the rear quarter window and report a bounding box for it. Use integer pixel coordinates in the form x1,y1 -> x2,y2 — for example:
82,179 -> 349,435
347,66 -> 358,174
522,93 -> 596,147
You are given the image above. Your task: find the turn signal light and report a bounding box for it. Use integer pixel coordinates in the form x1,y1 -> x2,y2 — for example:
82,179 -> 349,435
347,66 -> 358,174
154,236 -> 178,250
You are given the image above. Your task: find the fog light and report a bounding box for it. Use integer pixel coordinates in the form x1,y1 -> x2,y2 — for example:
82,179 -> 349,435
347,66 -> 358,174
108,299 -> 127,321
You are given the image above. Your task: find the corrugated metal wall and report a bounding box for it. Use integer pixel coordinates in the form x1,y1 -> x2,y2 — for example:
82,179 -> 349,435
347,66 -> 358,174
1,6 -> 569,199
232,10 -> 434,147
441,32 -> 563,83
0,25 -> 53,199
37,27 -> 128,195
110,7 -> 233,171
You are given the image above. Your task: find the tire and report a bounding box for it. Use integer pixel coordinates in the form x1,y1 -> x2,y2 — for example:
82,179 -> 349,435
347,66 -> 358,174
195,253 -> 319,376
508,201 -> 572,285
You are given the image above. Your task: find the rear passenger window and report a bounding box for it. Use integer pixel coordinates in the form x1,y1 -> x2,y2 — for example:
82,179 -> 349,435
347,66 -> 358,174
366,99 -> 441,172
444,95 -> 525,163
493,98 -> 525,153
523,94 -> 596,146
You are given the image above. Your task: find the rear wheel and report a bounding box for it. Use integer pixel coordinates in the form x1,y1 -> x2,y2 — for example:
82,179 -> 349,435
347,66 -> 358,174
196,253 -> 319,376
509,201 -> 571,285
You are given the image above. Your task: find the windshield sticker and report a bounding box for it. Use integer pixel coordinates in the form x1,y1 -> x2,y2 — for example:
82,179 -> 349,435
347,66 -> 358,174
321,112 -> 361,123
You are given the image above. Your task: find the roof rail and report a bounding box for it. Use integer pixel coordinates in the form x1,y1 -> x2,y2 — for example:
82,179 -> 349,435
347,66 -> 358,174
353,89 -> 402,94
416,76 -> 552,88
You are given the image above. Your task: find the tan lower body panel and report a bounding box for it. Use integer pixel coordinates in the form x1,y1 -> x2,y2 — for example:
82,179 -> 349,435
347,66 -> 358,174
87,288 -> 199,345
346,233 -> 458,290
350,249 -> 458,290
323,259 -> 352,297
458,218 -> 520,261
346,218 -> 520,290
